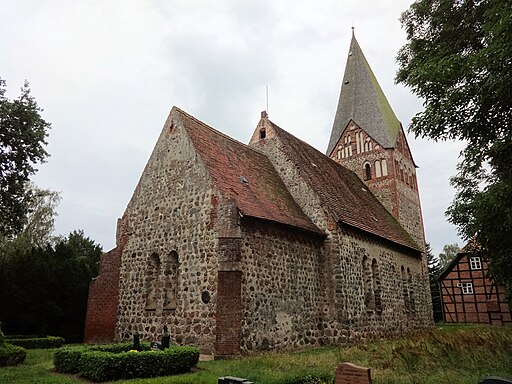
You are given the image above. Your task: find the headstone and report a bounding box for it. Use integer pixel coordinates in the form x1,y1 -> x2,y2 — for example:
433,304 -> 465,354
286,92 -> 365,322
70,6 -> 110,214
150,341 -> 161,350
218,376 -> 254,384
479,377 -> 512,384
335,362 -> 371,384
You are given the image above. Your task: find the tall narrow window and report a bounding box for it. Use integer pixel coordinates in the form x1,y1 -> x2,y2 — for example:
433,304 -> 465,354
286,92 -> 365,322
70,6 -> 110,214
363,256 -> 374,310
381,159 -> 388,176
364,163 -> 371,180
407,268 -> 415,313
372,259 -> 382,314
375,161 -> 382,178
145,253 -> 161,310
163,251 -> 179,310
401,266 -> 410,312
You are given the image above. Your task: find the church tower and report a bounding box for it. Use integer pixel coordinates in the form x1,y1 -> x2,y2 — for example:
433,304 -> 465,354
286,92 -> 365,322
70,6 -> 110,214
326,30 -> 425,249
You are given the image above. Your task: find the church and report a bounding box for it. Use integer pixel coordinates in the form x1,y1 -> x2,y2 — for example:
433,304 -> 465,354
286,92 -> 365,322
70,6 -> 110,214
84,32 -> 433,357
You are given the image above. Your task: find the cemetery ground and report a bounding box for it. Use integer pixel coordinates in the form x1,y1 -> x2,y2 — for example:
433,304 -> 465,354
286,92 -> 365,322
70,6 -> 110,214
1,325 -> 511,384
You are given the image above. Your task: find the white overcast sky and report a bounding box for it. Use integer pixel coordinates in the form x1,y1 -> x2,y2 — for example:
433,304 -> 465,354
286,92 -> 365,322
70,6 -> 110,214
0,0 -> 463,257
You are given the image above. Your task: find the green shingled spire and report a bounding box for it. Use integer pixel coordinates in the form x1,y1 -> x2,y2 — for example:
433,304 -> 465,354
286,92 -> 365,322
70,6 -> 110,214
327,31 -> 401,155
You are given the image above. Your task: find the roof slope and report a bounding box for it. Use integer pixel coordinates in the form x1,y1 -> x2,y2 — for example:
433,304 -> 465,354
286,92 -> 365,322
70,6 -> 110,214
327,32 -> 401,155
173,107 -> 322,235
268,120 -> 420,251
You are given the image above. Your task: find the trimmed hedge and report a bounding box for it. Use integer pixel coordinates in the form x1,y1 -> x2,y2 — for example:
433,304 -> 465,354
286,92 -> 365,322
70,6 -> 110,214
54,346 -> 89,374
0,343 -> 27,366
7,335 -> 65,349
54,342 -> 198,381
79,347 -> 199,381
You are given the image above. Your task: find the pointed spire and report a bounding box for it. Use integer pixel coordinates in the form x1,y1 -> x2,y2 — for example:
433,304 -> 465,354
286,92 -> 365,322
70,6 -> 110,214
326,32 -> 401,155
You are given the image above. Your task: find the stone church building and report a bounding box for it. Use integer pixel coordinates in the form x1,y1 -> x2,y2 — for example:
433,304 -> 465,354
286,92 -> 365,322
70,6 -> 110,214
84,33 -> 433,357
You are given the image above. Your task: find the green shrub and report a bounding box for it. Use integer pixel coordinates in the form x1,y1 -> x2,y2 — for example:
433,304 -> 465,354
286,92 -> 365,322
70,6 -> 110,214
79,346 -> 199,381
7,336 -> 65,349
53,342 -> 151,374
0,343 -> 27,366
90,342 -> 150,353
54,346 -> 88,373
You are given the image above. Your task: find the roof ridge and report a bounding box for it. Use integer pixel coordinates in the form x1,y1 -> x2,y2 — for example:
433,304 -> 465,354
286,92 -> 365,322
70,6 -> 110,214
172,106 -> 265,157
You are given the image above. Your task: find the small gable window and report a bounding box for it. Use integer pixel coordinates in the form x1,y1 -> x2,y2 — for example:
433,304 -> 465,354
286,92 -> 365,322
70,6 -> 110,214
469,257 -> 482,270
259,128 -> 266,139
364,163 -> 371,180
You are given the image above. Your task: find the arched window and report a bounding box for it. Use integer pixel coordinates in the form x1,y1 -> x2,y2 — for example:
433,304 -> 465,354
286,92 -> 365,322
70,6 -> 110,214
407,268 -> 415,313
382,159 -> 388,176
372,259 -> 382,314
401,266 -> 410,312
375,160 -> 382,178
364,163 -> 371,180
163,251 -> 179,310
145,253 -> 161,310
363,256 -> 374,310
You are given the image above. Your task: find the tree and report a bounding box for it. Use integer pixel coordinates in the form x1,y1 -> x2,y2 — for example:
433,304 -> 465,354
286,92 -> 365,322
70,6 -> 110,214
0,79 -> 50,237
438,243 -> 460,268
0,184 -> 60,262
0,230 -> 102,341
427,243 -> 443,322
396,0 -> 512,292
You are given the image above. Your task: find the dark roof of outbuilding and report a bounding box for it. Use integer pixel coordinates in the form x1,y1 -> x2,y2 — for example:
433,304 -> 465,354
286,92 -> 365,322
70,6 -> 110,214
172,107 -> 323,236
267,119 -> 421,252
327,32 -> 401,155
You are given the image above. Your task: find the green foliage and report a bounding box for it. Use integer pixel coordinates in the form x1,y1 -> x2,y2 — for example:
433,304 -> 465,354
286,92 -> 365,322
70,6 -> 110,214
438,243 -> 460,268
0,79 -> 50,237
7,336 -> 64,349
0,230 -> 102,342
396,0 -> 512,292
54,346 -> 88,374
0,343 -> 27,366
0,323 -> 4,345
426,243 -> 442,322
55,345 -> 199,381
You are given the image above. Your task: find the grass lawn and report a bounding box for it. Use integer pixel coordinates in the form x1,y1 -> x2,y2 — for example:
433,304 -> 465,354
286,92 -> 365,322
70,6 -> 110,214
1,325 -> 511,383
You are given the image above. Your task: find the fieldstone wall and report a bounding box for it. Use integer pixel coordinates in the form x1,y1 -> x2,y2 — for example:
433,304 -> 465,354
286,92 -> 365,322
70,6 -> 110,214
114,114 -> 219,353
240,219 -> 325,352
249,123 -> 433,348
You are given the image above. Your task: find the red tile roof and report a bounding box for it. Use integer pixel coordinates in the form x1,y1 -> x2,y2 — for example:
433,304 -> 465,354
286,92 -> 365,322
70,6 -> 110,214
173,107 -> 323,236
267,120 -> 421,252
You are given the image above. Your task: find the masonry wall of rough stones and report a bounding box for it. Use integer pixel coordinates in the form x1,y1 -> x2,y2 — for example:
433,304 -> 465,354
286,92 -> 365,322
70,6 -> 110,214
115,115 -> 219,353
249,124 -> 432,345
322,228 -> 432,344
240,219 -> 325,352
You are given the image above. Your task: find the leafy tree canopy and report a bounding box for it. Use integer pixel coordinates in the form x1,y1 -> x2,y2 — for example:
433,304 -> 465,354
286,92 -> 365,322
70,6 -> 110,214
0,230 -> 102,341
0,79 -> 50,237
396,0 -> 512,291
438,243 -> 460,268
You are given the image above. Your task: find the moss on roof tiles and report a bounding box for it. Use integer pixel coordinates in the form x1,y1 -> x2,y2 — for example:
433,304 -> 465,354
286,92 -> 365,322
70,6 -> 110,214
327,33 -> 401,155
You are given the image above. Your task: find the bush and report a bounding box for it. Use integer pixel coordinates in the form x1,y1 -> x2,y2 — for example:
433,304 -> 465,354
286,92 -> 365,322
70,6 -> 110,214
54,346 -> 88,373
7,336 -> 65,349
0,343 -> 27,366
78,346 -> 199,381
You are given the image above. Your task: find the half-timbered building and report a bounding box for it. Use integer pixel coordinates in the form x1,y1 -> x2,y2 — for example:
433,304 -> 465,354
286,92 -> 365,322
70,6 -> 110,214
438,246 -> 512,325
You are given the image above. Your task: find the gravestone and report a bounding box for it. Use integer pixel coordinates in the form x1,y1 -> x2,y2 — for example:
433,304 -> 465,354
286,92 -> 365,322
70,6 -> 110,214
218,376 -> 254,384
478,377 -> 512,384
335,362 -> 371,384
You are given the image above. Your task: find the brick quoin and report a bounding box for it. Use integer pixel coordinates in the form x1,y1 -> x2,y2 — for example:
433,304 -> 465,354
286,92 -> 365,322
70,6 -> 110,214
215,237 -> 243,357
215,270 -> 242,357
83,247 -> 122,343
